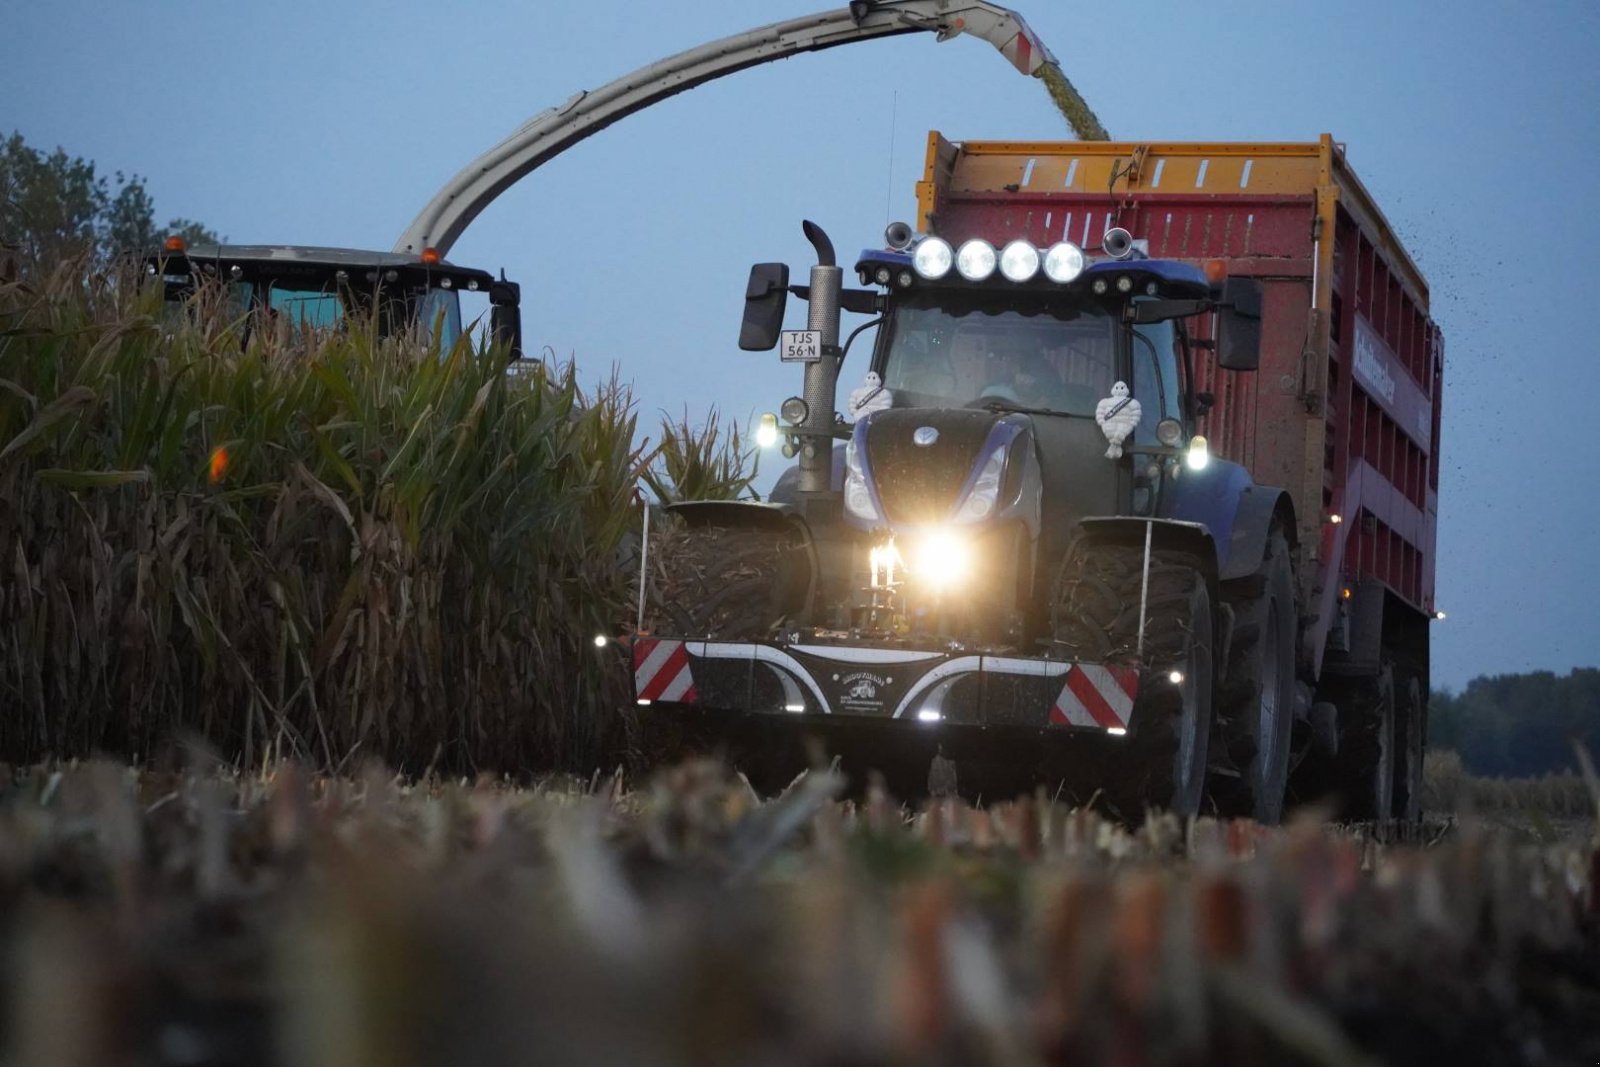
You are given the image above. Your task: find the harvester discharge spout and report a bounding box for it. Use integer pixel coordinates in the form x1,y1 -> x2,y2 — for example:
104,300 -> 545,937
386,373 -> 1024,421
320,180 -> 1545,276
395,1 -> 1055,256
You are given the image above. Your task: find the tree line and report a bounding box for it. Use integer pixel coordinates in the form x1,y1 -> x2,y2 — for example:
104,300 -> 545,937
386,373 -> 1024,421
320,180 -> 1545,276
1430,667 -> 1599,777
1,130 -> 219,271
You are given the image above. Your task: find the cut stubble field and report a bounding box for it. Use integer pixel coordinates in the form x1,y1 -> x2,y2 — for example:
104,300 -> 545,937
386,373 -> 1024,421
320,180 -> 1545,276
0,755 -> 1596,1067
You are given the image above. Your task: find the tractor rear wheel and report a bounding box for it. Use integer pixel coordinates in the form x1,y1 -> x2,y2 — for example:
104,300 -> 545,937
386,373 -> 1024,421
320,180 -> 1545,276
1053,545 -> 1214,817
1216,530 -> 1298,823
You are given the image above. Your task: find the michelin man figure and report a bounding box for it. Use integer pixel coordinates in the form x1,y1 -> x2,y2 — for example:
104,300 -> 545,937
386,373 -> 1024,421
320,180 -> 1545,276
1095,380 -> 1141,459
847,371 -> 894,420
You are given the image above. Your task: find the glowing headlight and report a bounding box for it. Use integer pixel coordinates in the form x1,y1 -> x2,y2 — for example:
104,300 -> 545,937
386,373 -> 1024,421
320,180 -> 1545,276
1043,242 -> 1085,282
912,237 -> 954,280
999,240 -> 1040,282
952,445 -> 1008,524
955,239 -> 997,281
1186,434 -> 1210,471
911,530 -> 972,589
843,438 -> 880,521
755,412 -> 779,449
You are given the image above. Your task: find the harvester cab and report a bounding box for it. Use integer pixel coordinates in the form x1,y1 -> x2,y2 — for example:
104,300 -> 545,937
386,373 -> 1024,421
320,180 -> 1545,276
145,238 -> 523,359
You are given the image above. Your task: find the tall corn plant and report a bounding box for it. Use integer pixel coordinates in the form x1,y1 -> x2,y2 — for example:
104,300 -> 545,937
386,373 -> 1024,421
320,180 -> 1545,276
0,262 -> 739,771
643,408 -> 761,504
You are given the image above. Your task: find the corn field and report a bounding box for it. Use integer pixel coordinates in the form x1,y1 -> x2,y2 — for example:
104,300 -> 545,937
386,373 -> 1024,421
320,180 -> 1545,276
0,260 -> 753,772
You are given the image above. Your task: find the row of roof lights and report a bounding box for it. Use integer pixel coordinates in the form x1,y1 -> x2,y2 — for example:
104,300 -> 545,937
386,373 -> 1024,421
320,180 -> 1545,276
911,237 -> 1086,284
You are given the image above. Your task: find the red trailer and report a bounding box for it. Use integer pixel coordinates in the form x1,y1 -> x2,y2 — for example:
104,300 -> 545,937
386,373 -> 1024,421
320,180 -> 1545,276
917,132 -> 1443,811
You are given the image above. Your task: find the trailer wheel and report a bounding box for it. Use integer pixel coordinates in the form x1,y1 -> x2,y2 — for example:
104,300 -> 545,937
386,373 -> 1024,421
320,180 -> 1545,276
646,520 -> 806,640
1216,530 -> 1297,824
1338,663 -> 1397,822
1053,546 -> 1214,817
1394,671 -> 1426,821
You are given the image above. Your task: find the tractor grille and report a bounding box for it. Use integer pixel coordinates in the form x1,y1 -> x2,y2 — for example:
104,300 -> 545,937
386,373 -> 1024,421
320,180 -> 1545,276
865,409 -> 999,525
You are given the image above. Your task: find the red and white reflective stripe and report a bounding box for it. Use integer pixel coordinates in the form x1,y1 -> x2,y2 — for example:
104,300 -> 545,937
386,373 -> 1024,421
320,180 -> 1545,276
1049,664 -> 1139,730
999,14 -> 1048,74
633,638 -> 697,703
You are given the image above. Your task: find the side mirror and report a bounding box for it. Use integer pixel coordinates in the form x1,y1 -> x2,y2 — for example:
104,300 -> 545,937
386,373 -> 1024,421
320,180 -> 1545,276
489,279 -> 523,361
739,262 -> 789,351
1216,277 -> 1263,371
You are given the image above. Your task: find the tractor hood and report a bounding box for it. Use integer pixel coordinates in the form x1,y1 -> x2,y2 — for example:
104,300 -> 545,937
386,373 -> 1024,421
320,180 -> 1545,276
843,408 -> 1040,533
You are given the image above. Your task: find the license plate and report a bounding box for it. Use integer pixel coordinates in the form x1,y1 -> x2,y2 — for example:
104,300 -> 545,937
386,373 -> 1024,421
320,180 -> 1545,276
780,330 -> 822,363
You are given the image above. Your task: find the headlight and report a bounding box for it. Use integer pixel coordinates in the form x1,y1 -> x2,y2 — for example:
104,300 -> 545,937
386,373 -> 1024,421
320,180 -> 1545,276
911,530 -> 972,589
952,445 -> 1008,524
912,237 -> 953,280
755,412 -> 779,449
1186,434 -> 1210,471
999,240 -> 1040,282
843,438 -> 880,521
1043,242 -> 1085,282
780,396 -> 809,425
1156,418 -> 1184,447
956,239 -> 997,281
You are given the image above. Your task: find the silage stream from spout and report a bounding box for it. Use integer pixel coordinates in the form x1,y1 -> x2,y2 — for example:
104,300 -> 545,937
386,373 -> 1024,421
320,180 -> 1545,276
1038,62 -> 1109,141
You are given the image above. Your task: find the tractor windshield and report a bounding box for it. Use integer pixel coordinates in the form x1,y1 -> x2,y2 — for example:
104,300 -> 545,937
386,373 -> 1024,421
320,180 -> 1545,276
877,293 -> 1116,415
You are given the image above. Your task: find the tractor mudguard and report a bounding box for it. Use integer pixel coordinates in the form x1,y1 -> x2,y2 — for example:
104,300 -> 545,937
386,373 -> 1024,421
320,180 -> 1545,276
1218,486 -> 1296,582
1076,516 -> 1218,578
1159,457 -> 1254,572
664,499 -> 807,535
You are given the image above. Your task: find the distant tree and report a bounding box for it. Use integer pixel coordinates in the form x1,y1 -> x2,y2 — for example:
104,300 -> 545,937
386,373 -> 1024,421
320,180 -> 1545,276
0,131 -> 220,270
1431,667 -> 1600,776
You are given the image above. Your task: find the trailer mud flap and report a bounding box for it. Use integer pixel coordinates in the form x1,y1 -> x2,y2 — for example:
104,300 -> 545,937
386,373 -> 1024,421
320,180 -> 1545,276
633,640 -> 1141,733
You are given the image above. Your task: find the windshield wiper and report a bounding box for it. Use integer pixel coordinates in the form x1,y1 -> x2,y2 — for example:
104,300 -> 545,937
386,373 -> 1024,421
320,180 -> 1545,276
978,399 -> 1090,420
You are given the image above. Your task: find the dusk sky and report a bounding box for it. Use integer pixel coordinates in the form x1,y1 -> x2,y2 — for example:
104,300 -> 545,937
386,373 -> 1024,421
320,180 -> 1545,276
5,1 -> 1597,692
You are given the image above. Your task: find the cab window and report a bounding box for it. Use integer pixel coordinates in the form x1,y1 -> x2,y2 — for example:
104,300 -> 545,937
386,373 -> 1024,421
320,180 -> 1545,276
418,288 -> 463,348
1131,317 -> 1184,443
267,285 -> 343,331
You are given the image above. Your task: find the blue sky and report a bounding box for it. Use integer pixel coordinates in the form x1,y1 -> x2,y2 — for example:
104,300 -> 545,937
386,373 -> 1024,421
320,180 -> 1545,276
5,1 -> 1598,691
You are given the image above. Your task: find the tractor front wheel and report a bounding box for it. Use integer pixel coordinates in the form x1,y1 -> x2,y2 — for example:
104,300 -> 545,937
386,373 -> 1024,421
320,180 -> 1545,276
1053,545 -> 1215,817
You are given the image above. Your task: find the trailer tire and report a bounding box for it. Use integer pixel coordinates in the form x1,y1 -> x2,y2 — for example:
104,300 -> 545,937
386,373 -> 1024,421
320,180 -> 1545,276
1052,546 -> 1214,817
1394,671 -> 1426,822
646,520 -> 806,640
1216,529 -> 1297,823
1336,663 -> 1398,822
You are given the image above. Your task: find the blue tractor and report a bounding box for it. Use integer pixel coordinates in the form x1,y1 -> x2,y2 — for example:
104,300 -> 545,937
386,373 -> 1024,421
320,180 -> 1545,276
638,220 -> 1299,820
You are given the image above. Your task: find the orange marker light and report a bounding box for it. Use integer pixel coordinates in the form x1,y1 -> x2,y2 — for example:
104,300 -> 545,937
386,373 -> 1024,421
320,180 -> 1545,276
164,235 -> 187,253
1203,258 -> 1227,284
420,247 -> 442,264
1341,586 -> 1353,601
208,446 -> 229,484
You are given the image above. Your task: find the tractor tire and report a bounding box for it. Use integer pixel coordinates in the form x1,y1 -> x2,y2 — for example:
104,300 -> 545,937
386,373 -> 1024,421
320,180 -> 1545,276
1215,530 -> 1298,824
1053,545 -> 1215,817
646,520 -> 807,640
